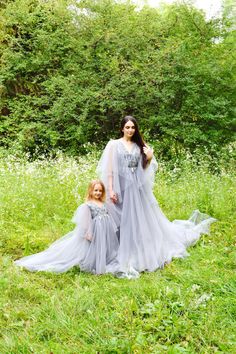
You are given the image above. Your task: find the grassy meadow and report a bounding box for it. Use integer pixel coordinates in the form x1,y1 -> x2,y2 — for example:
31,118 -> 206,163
0,150 -> 235,353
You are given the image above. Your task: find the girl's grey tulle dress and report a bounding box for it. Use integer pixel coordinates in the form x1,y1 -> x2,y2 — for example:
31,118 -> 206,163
15,202 -> 119,274
96,139 -> 216,278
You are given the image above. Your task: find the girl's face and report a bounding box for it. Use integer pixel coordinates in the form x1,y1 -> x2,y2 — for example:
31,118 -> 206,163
122,120 -> 135,139
92,183 -> 103,200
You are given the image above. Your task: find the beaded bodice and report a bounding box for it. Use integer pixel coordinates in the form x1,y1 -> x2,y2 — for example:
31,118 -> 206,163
87,202 -> 109,219
124,153 -> 139,171
118,140 -> 140,173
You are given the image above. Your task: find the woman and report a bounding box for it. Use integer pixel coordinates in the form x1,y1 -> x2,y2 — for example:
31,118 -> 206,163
97,116 -> 216,278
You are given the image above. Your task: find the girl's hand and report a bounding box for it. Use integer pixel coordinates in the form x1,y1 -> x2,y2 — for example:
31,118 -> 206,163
85,234 -> 92,241
143,146 -> 153,161
110,190 -> 118,204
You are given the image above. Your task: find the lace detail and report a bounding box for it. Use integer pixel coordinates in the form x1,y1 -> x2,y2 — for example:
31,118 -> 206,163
86,203 -> 109,219
117,141 -> 141,173
124,154 -> 139,172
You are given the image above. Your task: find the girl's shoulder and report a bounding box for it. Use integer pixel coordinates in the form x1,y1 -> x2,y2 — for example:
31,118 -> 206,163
74,202 -> 91,214
72,202 -> 91,224
86,201 -> 106,209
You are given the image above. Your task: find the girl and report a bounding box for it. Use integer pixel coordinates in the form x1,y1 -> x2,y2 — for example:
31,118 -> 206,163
97,116 -> 216,278
15,180 -> 119,274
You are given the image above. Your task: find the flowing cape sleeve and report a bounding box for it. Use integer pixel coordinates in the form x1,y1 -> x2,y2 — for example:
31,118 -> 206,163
143,154 -> 158,189
96,140 -> 114,183
72,203 -> 93,239
96,140 -> 121,200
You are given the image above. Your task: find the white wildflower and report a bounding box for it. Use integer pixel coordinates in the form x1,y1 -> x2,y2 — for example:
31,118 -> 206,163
195,293 -> 213,307
191,284 -> 201,292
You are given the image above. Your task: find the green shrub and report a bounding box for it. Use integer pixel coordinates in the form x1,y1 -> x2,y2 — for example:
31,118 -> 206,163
0,0 -> 235,157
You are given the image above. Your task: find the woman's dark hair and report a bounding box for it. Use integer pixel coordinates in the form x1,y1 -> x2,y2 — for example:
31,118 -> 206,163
120,116 -> 148,168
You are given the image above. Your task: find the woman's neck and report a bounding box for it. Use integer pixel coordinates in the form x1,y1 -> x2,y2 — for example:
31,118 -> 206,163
122,136 -> 132,142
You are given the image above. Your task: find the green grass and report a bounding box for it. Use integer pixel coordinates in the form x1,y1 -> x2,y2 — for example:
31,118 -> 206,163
0,151 -> 235,353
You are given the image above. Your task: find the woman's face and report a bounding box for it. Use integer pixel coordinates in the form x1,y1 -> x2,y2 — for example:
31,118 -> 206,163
92,183 -> 103,200
122,120 -> 135,139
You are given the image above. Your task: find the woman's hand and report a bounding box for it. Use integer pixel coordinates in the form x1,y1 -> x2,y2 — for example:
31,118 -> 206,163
143,145 -> 153,161
109,190 -> 118,204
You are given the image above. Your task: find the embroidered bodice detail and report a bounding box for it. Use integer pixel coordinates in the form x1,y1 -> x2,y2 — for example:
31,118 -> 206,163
124,154 -> 139,172
87,203 -> 109,219
118,140 -> 140,173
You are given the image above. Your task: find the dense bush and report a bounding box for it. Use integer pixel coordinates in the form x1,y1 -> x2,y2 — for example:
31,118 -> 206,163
0,0 -> 235,157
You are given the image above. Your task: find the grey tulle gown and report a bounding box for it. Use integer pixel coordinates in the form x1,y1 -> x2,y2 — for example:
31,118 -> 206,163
97,139 -> 216,278
15,202 -> 119,274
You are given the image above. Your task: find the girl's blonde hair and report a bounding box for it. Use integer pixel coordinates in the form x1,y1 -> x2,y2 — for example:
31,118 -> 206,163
86,180 -> 106,202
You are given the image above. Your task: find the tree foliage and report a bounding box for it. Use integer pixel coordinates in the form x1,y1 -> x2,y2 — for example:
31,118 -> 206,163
0,0 -> 235,157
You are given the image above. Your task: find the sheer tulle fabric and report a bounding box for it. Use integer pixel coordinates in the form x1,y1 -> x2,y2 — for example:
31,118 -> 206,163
15,140 -> 216,278
97,139 -> 216,278
15,203 -> 119,274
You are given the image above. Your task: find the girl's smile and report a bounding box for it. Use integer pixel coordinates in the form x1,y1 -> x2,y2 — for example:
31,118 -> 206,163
92,184 -> 103,200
